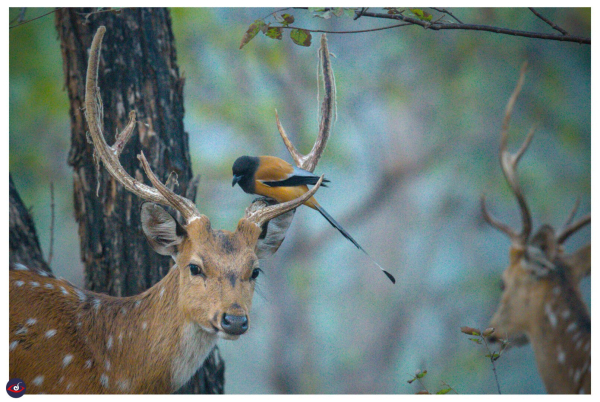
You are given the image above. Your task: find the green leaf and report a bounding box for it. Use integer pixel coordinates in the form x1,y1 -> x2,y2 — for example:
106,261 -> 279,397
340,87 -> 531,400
416,370 -> 428,379
343,8 -> 356,18
437,388 -> 452,394
265,27 -> 283,40
290,28 -> 312,47
281,13 -> 295,26
469,338 -> 482,344
410,8 -> 433,21
239,20 -> 267,49
332,8 -> 345,17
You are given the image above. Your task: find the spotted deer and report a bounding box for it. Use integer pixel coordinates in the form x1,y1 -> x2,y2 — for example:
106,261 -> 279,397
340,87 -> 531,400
481,65 -> 591,394
9,26 -> 333,393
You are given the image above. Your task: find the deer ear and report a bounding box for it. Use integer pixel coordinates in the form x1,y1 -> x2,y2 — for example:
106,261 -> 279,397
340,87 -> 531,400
141,203 -> 186,256
251,199 -> 296,260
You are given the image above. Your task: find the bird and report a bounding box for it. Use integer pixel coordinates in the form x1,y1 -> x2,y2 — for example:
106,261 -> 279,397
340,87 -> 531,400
232,155 -> 395,284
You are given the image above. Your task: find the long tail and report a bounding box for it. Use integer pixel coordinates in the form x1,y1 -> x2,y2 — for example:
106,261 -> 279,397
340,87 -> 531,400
315,205 -> 396,284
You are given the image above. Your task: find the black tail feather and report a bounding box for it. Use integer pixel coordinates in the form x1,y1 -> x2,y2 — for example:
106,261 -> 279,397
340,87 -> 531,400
315,205 -> 396,284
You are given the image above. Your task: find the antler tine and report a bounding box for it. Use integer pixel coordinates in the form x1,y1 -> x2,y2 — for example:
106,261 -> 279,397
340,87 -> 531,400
246,175 -> 325,227
480,194 -> 520,239
85,26 -> 200,224
557,213 -> 591,244
138,152 -> 200,222
275,34 -> 335,173
497,62 -> 534,244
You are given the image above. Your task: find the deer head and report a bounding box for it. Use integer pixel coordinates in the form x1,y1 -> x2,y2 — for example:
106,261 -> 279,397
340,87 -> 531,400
84,26 -> 324,339
481,64 -> 590,393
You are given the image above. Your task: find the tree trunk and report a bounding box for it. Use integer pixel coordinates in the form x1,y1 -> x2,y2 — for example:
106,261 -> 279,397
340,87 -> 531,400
9,174 -> 52,275
54,8 -> 224,394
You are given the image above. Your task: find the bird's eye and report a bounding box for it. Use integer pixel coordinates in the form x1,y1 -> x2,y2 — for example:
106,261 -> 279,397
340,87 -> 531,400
189,264 -> 205,278
251,268 -> 262,280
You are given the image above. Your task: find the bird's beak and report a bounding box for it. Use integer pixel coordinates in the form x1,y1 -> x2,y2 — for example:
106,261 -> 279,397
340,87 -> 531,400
232,175 -> 242,187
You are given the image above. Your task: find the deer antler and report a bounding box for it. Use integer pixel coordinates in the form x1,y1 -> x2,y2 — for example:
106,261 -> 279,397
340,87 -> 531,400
245,175 -> 325,227
481,62 -> 535,246
85,26 -> 201,224
275,34 -> 335,173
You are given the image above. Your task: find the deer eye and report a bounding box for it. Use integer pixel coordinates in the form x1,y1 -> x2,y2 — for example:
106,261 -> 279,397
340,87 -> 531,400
189,264 -> 205,278
251,268 -> 262,280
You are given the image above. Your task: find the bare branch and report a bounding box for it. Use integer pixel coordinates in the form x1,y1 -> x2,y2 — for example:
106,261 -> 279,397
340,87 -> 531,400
431,8 -> 464,24
529,8 -> 568,35
357,10 -> 590,45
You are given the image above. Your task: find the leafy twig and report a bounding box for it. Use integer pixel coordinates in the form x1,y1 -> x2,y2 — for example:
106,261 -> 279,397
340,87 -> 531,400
461,326 -> 509,394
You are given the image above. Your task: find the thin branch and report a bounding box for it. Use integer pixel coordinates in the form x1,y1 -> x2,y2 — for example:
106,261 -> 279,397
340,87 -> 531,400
358,11 -> 590,45
482,336 -> 502,394
279,23 -> 412,35
47,182 -> 55,266
9,8 -> 60,29
430,8 -> 464,24
529,8 -> 568,35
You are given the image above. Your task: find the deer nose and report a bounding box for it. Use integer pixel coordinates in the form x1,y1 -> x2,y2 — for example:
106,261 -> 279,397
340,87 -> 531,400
221,313 -> 248,335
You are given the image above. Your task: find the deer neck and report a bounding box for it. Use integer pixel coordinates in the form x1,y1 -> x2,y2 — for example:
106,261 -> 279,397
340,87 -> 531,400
77,266 -> 218,393
527,279 -> 591,394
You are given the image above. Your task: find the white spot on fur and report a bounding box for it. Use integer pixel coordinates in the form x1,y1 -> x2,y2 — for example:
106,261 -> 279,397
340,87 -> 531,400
120,307 -> 127,315
10,341 -> 18,351
26,318 -> 37,326
66,383 -> 73,391
574,368 -> 581,383
58,376 -> 64,384
32,376 -> 44,386
84,360 -> 92,369
93,298 -> 101,311
107,336 -> 113,350
63,354 -> 73,367
118,332 -> 123,345
38,270 -> 49,277
101,374 -> 109,389
30,281 -> 40,288
15,280 -> 24,287
556,345 -> 565,364
45,329 -> 57,338
60,286 -> 69,295
576,340 -> 583,350
15,327 -> 27,335
75,289 -> 87,302
566,322 -> 577,333
579,388 -> 585,394
561,309 -> 571,319
134,300 -> 141,308
116,379 -> 130,391
584,342 -> 590,352
545,303 -> 557,328
552,286 -> 561,295
105,360 -> 111,371
14,263 -> 29,271
44,283 -> 54,289
160,288 -> 165,299
142,322 -> 147,330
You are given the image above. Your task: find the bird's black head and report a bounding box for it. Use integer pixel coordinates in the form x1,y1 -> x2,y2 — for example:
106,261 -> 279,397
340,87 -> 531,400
232,156 -> 259,193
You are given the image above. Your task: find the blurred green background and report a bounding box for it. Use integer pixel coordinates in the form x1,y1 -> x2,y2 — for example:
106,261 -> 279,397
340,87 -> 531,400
9,8 -> 590,394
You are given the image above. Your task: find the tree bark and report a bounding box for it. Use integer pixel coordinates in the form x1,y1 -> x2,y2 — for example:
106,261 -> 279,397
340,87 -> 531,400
9,174 -> 52,275
55,8 -> 224,394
